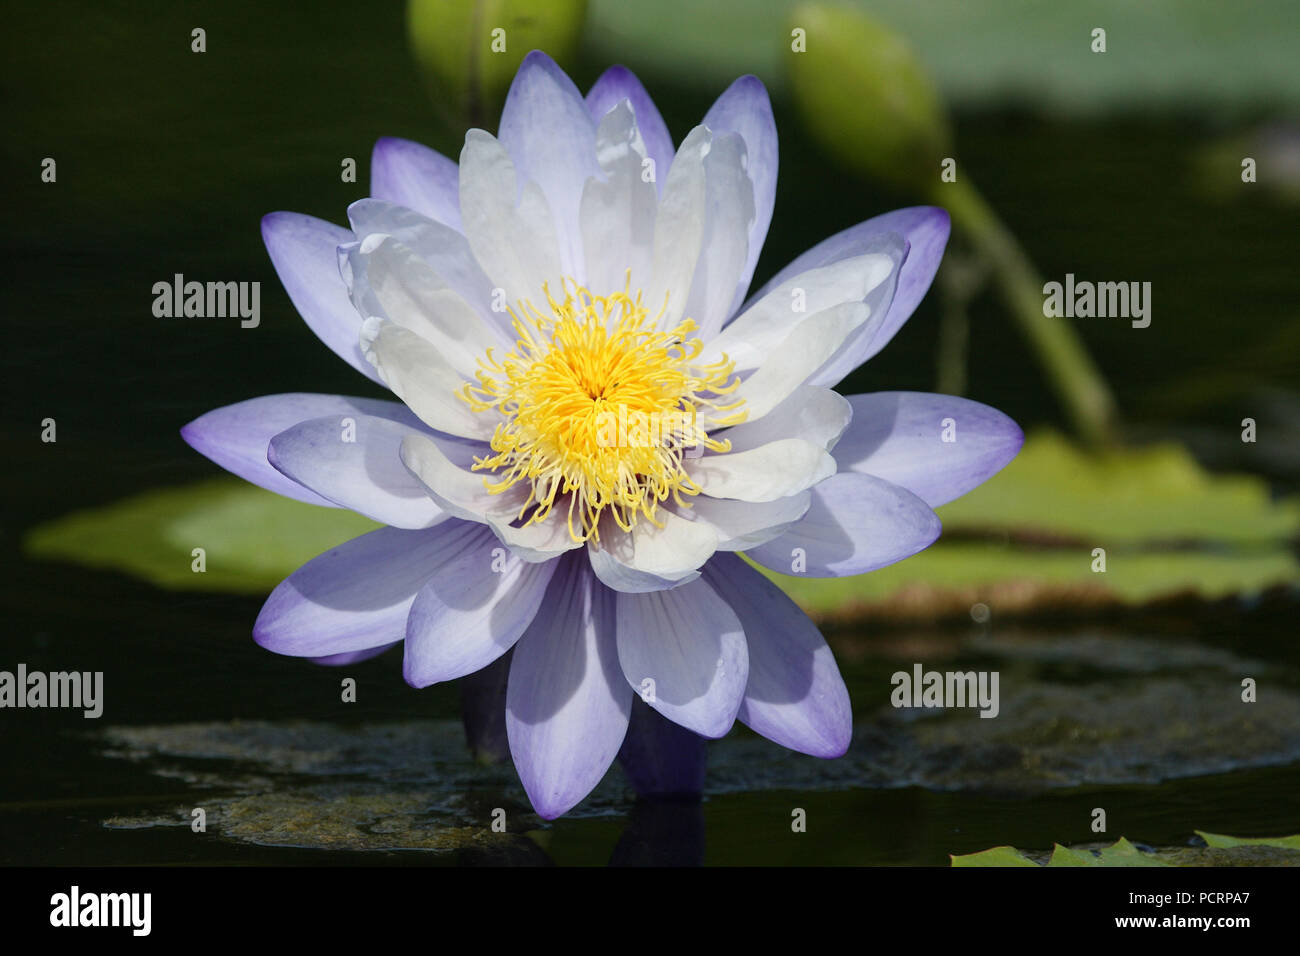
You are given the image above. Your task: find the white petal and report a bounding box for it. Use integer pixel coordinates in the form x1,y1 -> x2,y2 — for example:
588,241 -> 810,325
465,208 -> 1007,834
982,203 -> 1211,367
808,232 -> 908,387
701,75 -> 778,319
268,414 -> 446,528
722,302 -> 872,422
403,533 -> 558,687
341,233 -> 501,377
585,65 -> 675,199
498,51 -> 600,280
713,385 -> 852,452
586,510 -> 715,593
486,510 -> 584,564
345,198 -> 509,339
360,318 -> 496,441
683,492 -> 811,551
742,207 -> 951,383
646,126 -> 711,331
616,577 -> 748,738
681,131 -> 755,339
399,431 -> 523,524
686,438 -> 835,502
700,252 -> 895,371
458,130 -> 563,308
579,100 -> 657,296
400,433 -> 582,563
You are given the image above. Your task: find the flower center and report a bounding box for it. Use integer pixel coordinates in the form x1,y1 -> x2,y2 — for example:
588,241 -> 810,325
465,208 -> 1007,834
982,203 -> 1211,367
459,280 -> 746,543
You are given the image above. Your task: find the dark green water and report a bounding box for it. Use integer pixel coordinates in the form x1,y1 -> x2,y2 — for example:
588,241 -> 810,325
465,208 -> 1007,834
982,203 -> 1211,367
3,558 -> 1298,865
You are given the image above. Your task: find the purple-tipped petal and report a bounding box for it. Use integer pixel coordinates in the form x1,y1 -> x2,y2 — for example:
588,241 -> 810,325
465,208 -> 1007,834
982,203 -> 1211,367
253,520 -> 481,658
835,392 -> 1025,507
579,100 -> 659,297
336,232 -> 501,377
267,414 -> 446,528
683,130 -> 757,339
701,75 -> 778,318
746,472 -> 941,577
808,234 -> 906,387
403,530 -> 559,687
261,212 -> 382,384
181,393 -> 426,506
713,386 -> 852,453
458,129 -> 565,309
585,510 -> 714,594
345,199 -> 506,337
686,493 -> 811,552
506,556 -> 631,819
309,642 -> 400,666
703,234 -> 904,375
617,697 -> 708,799
741,206 -> 951,382
585,65 -> 675,197
615,577 -> 748,738
369,137 -> 462,230
498,50 -> 599,278
645,126 -> 711,331
703,554 -> 851,757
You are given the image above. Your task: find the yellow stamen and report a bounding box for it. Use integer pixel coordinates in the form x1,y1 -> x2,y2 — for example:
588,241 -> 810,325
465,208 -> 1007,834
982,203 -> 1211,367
459,277 -> 747,543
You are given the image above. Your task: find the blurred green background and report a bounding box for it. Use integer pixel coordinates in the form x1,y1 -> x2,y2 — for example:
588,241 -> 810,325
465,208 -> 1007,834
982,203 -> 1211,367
2,0 -> 1299,865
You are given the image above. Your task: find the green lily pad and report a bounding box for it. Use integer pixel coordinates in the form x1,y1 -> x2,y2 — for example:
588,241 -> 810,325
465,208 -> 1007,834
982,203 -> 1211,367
1052,837 -> 1168,867
953,837 -> 1166,867
24,478 -> 379,594
1196,831 -> 1300,851
761,538 -> 1300,617
765,431 -> 1299,617
940,431 -> 1300,546
949,845 -> 1040,867
954,834 -> 1300,867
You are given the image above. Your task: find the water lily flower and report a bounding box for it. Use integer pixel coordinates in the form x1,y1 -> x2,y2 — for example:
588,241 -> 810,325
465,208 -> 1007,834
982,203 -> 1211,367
182,51 -> 1022,818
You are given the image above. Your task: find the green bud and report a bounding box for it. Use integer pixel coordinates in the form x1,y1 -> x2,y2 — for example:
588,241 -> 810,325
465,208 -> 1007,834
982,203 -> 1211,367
786,2 -> 950,191
407,0 -> 588,131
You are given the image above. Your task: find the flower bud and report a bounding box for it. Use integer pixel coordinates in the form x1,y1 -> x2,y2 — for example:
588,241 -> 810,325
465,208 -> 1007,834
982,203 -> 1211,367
407,0 -> 588,129
786,2 -> 951,191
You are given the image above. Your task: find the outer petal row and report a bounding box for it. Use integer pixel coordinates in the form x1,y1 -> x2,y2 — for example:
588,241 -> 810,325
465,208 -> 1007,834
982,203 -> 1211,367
834,391 -> 1025,507
250,525 -> 853,817
746,472 -> 942,577
181,393 -> 426,507
506,554 -> 631,818
742,206 -> 952,385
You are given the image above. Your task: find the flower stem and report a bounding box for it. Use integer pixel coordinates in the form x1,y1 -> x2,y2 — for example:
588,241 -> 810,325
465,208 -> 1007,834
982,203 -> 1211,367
934,242 -> 989,396
933,177 -> 1119,446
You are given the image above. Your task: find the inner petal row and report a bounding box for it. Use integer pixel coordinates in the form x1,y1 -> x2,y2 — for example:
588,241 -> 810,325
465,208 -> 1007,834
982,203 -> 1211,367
460,279 -> 748,543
